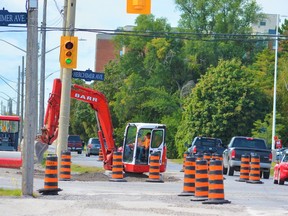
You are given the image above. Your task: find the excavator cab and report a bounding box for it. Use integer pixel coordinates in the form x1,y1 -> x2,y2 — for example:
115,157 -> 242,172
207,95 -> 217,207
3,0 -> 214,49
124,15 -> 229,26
122,123 -> 167,173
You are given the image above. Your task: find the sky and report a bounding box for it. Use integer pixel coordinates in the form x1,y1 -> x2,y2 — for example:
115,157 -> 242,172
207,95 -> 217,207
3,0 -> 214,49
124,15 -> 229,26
0,0 -> 287,115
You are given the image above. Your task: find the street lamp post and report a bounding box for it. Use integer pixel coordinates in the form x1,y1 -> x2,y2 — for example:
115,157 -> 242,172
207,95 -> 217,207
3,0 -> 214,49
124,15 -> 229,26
272,14 -> 279,151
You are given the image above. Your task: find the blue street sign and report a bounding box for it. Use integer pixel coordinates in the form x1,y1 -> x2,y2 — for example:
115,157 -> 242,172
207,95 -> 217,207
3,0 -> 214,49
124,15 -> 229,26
72,69 -> 105,81
0,8 -> 27,26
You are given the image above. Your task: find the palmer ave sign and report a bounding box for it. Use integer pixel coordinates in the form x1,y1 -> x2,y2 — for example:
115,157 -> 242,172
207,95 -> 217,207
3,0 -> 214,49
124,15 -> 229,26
0,8 -> 27,26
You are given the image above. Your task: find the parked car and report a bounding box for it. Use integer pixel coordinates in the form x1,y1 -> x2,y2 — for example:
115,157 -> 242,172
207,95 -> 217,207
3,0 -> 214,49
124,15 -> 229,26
68,135 -> 83,154
86,137 -> 101,157
222,136 -> 272,179
187,136 -> 224,155
273,151 -> 288,185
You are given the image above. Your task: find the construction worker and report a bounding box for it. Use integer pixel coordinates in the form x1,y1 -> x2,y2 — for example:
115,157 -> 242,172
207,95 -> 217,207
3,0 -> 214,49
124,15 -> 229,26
136,132 -> 151,162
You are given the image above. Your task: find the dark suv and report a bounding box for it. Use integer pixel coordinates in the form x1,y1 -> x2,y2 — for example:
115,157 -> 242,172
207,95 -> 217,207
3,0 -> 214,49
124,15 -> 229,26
188,136 -> 224,155
68,135 -> 83,154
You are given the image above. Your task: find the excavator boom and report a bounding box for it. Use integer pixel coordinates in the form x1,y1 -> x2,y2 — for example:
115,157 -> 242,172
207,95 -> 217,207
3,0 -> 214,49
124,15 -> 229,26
41,79 -> 116,170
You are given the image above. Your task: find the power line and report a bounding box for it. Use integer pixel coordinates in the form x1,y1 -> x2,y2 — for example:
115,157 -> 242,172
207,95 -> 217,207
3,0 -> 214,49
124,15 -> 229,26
0,25 -> 288,41
0,75 -> 19,95
0,75 -> 17,84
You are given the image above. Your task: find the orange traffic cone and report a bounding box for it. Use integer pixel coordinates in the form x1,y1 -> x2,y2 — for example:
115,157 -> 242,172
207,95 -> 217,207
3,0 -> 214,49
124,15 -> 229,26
146,152 -> 164,183
180,151 -> 189,172
203,159 -> 231,204
191,159 -> 208,201
109,151 -> 126,182
203,153 -> 211,166
236,154 -> 250,182
38,154 -> 62,195
246,155 -> 263,184
98,148 -> 103,161
178,155 -> 196,196
60,150 -> 71,181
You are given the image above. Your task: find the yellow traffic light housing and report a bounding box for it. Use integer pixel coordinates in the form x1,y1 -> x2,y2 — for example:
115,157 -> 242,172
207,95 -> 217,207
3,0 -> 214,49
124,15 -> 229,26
127,0 -> 151,14
60,36 -> 78,69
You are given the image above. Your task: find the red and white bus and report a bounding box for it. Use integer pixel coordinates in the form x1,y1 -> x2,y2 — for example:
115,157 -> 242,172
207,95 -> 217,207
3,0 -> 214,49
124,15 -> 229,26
0,115 -> 20,151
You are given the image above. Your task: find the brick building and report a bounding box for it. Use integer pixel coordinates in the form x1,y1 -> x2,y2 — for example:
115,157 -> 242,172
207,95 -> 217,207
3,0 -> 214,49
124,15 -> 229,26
94,34 -> 118,72
94,26 -> 134,72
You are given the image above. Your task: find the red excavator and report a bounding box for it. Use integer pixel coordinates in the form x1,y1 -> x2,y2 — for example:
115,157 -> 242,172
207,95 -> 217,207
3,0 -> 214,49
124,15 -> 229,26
40,79 -> 167,173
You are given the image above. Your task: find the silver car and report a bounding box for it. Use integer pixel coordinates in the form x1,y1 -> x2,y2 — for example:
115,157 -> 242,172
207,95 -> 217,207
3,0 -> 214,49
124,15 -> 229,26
86,138 -> 101,157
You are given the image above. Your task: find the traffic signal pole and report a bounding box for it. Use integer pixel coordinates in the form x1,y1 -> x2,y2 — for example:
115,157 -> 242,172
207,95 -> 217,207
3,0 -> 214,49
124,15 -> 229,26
57,0 -> 77,171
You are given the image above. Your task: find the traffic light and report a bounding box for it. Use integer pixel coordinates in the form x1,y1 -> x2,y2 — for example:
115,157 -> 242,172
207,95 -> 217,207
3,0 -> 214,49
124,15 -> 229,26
127,0 -> 151,14
60,36 -> 78,69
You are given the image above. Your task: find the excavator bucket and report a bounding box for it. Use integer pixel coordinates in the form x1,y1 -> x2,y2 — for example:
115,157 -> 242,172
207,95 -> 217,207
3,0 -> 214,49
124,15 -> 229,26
35,141 -> 49,163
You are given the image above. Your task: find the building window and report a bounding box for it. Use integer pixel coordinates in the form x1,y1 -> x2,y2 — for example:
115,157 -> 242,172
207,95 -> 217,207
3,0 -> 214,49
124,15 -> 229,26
260,21 -> 266,26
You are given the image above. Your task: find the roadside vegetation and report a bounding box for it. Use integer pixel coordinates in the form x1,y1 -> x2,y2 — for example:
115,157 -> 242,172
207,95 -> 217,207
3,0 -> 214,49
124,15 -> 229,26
0,188 -> 21,196
71,164 -> 104,174
67,0 -> 288,159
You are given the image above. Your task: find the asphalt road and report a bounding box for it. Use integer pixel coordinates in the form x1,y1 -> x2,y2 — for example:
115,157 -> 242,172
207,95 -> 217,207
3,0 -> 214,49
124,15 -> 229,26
0,151 -> 288,216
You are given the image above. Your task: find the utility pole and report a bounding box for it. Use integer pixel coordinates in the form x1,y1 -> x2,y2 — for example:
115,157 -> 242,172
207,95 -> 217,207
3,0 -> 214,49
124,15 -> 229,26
57,0 -> 76,170
19,56 -> 25,146
39,0 -> 47,132
272,14 -> 279,151
60,0 -> 68,80
22,0 -> 38,196
17,66 -> 20,116
8,98 -> 12,115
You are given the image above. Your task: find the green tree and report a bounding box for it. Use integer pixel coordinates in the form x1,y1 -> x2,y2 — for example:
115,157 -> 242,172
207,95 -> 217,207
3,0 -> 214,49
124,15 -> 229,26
279,19 -> 288,53
175,0 -> 262,34
175,0 -> 264,79
175,59 -> 269,156
251,113 -> 285,148
93,15 -> 184,156
69,79 -> 97,143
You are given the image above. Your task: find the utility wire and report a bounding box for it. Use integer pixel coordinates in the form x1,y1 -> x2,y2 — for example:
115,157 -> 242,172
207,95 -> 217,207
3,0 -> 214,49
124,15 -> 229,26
0,75 -> 19,95
0,25 -> 288,41
0,75 -> 17,84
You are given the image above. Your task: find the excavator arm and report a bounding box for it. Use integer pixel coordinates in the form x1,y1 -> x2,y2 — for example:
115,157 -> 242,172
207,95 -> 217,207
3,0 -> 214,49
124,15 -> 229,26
41,78 -> 116,170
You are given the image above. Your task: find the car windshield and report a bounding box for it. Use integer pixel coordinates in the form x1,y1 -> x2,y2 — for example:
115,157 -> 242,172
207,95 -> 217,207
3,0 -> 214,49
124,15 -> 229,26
91,139 -> 100,144
232,138 -> 267,149
68,136 -> 81,142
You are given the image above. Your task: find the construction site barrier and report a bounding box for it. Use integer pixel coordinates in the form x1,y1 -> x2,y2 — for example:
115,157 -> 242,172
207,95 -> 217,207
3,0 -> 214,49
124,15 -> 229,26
98,148 -> 103,161
178,155 -> 196,196
60,150 -> 71,181
180,151 -> 189,172
38,154 -> 62,195
212,153 -> 222,161
236,155 -> 250,182
246,155 -> 263,184
195,153 -> 203,161
191,159 -> 208,201
109,151 -> 126,182
203,160 -> 231,204
0,151 -> 22,169
203,153 -> 211,166
146,152 -> 164,183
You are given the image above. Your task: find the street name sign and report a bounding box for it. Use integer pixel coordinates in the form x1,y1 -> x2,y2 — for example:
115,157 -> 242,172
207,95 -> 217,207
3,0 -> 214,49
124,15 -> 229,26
72,69 -> 105,81
0,8 -> 27,26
